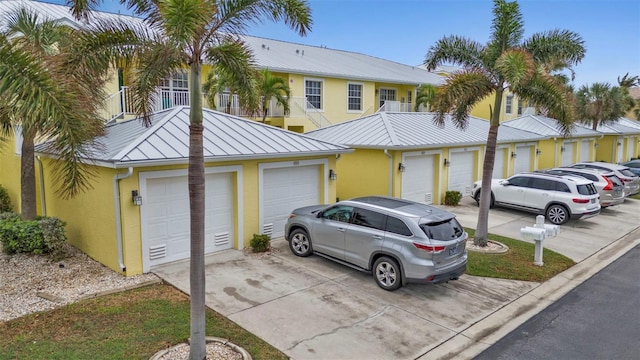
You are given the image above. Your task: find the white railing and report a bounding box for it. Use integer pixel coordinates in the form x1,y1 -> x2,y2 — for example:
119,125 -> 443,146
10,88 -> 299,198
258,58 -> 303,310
215,93 -> 286,118
377,100 -> 420,113
291,96 -> 332,129
103,87 -> 133,121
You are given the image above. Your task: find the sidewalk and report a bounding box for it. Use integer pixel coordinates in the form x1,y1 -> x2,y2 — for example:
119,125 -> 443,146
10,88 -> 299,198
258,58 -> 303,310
425,198 -> 640,359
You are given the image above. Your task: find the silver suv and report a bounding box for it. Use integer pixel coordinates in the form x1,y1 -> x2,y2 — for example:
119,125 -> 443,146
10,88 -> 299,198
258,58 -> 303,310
568,162 -> 640,197
472,172 -> 601,225
284,196 -> 468,291
539,168 -> 625,207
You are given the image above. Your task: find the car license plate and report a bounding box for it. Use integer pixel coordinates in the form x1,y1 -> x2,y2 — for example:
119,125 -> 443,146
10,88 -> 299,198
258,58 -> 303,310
590,198 -> 595,203
449,246 -> 457,256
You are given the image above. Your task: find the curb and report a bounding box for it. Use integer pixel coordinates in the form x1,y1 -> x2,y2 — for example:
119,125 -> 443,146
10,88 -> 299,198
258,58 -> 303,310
423,226 -> 640,360
148,336 -> 252,360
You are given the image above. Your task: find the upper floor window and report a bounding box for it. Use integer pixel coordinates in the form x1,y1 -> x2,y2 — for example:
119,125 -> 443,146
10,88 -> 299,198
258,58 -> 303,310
505,94 -> 513,114
305,79 -> 323,110
159,71 -> 189,109
379,88 -> 396,108
347,83 -> 362,111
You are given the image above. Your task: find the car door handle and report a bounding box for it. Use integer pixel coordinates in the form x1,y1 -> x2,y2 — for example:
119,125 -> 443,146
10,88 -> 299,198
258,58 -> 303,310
372,235 -> 382,240
337,228 -> 346,232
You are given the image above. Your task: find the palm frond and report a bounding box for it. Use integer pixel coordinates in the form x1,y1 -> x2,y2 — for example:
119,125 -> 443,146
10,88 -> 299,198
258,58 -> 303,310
424,35 -> 485,71
494,48 -> 535,88
432,70 -> 495,129
522,29 -> 585,69
484,0 -> 524,66
516,71 -> 575,134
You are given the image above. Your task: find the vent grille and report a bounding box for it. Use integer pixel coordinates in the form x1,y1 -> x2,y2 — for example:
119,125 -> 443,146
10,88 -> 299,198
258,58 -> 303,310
425,193 -> 433,204
214,232 -> 230,246
149,245 -> 167,260
263,223 -> 273,237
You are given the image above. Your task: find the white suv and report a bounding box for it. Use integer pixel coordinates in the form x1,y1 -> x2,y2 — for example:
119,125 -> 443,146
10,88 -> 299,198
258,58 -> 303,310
471,172 -> 601,225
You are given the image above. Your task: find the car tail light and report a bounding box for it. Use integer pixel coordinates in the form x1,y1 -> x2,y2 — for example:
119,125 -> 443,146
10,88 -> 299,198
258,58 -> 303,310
621,178 -> 632,183
603,176 -> 613,190
413,242 -> 445,253
572,198 -> 590,203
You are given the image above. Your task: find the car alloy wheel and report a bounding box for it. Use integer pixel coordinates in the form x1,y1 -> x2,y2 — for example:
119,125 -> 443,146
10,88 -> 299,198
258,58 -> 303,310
288,229 -> 312,257
546,204 -> 569,225
373,256 -> 402,291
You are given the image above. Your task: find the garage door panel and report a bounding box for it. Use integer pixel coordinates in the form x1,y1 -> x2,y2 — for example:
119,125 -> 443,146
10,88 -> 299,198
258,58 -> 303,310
401,154 -> 435,204
146,172 -> 234,268
449,151 -> 475,196
264,165 -> 320,238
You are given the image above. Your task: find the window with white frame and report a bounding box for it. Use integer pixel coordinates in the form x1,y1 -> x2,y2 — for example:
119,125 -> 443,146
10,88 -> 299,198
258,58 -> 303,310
505,94 -> 513,114
159,71 -> 189,109
347,83 -> 362,111
305,79 -> 323,110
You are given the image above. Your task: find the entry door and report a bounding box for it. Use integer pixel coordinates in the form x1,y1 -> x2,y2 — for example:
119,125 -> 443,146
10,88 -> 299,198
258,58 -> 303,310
562,142 -> 574,166
515,146 -> 532,173
581,140 -> 591,162
492,148 -> 507,179
616,139 -> 624,162
401,154 -> 435,204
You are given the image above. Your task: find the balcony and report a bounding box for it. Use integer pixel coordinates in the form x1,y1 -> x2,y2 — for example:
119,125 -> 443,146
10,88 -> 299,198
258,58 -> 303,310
377,100 -> 430,113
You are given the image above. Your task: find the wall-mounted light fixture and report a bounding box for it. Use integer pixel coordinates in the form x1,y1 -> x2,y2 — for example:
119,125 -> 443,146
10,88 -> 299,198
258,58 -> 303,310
443,158 -> 450,167
132,190 -> 142,206
511,151 -> 517,158
398,162 -> 406,172
535,149 -> 542,156
560,145 -> 566,152
594,143 -> 599,148
329,169 -> 337,181
617,141 -> 622,146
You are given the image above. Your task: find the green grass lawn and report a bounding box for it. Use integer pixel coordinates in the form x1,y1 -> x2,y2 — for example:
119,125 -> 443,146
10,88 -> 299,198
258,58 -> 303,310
0,284 -> 287,360
465,228 -> 575,282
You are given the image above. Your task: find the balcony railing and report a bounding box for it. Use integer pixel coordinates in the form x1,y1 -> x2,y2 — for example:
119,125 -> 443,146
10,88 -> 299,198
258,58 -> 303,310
103,88 -> 332,128
377,101 -> 430,113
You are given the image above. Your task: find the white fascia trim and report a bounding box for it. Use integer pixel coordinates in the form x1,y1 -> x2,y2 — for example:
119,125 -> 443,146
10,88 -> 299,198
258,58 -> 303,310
258,158 -> 329,235
138,164 -> 243,273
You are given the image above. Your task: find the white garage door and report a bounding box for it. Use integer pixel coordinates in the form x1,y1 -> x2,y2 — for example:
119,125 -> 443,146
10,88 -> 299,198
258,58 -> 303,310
401,154 -> 435,204
515,146 -> 532,173
561,142 -> 574,166
146,173 -> 234,268
263,165 -> 320,238
448,151 -> 475,196
581,140 -> 591,162
492,148 -> 506,179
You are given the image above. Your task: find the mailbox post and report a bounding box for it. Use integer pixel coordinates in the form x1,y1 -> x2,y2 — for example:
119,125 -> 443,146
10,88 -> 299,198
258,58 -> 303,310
520,215 -> 560,266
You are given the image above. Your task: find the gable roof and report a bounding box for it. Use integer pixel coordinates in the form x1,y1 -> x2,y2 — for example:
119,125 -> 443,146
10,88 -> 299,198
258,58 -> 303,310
306,112 -> 546,149
36,107 -> 350,167
576,121 -> 640,135
242,35 -> 444,86
502,114 -> 601,137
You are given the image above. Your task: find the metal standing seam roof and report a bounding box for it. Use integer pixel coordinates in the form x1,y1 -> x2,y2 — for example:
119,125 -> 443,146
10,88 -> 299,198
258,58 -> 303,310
306,112 -> 547,149
502,114 -> 602,137
242,35 -> 445,86
1,2 -> 444,87
616,117 -> 640,130
35,107 -> 350,167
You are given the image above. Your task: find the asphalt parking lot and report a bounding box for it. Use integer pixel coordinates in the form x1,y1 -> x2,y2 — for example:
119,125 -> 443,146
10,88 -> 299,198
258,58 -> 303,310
154,197 -> 640,360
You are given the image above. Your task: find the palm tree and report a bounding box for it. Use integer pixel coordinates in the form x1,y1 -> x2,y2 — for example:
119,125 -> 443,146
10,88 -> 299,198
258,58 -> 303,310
69,1 -> 311,358
424,0 -> 585,246
414,84 -> 437,112
0,7 -> 107,220
575,82 -> 630,130
203,66 -> 259,115
257,68 -> 290,122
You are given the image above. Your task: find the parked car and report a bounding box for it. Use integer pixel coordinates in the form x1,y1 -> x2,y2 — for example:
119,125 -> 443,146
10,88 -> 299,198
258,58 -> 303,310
568,162 -> 640,197
284,196 -> 468,291
471,172 -> 600,225
621,159 -> 640,177
537,167 -> 625,207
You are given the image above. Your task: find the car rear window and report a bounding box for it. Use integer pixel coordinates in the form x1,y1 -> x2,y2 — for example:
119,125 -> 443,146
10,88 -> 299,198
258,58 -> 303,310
577,183 -> 598,195
605,175 -> 623,186
420,218 -> 464,240
619,168 -> 637,177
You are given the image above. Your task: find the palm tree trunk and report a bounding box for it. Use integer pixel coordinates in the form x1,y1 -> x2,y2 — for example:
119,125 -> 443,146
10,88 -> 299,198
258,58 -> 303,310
20,128 -> 37,221
475,88 -> 503,246
188,61 -> 206,360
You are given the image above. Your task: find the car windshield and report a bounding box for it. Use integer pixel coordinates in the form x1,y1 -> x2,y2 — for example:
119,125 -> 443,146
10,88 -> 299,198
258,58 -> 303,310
420,218 -> 464,240
577,183 -> 598,195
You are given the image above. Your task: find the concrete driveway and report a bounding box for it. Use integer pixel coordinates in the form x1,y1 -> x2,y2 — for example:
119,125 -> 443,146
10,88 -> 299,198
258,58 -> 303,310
153,197 -> 640,360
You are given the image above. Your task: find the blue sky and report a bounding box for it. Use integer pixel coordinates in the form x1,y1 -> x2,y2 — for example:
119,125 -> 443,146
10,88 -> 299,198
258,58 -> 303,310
51,0 -> 639,88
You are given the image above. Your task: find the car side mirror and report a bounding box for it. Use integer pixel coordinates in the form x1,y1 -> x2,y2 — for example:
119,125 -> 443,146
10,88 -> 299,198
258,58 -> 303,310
316,211 -> 324,218
499,180 -> 510,186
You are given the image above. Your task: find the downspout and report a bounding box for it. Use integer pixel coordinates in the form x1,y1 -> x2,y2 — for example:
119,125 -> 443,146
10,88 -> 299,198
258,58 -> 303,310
384,149 -> 393,196
113,167 -> 133,272
553,137 -> 558,167
35,156 -> 46,216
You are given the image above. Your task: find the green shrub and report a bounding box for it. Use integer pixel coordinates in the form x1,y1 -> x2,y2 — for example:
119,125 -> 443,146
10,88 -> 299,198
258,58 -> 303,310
444,190 -> 462,206
250,233 -> 271,253
0,215 -> 67,257
0,185 -> 12,213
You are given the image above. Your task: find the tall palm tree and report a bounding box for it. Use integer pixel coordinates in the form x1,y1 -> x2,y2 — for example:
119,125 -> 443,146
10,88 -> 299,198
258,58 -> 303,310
424,0 -> 585,246
414,84 -> 437,112
69,1 -> 311,358
0,7 -> 107,220
257,68 -> 290,122
575,82 -> 629,130
203,66 -> 259,115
